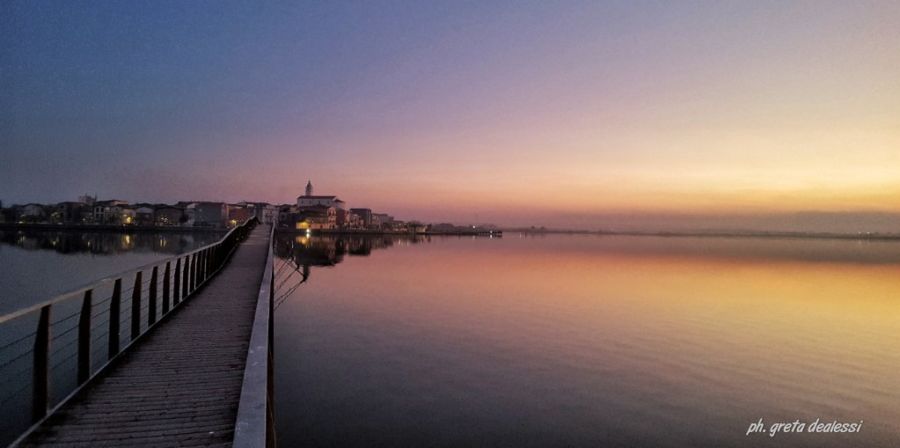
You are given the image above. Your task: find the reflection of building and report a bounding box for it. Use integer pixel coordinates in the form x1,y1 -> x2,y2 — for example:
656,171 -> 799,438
274,233 -> 424,270
0,229 -> 224,255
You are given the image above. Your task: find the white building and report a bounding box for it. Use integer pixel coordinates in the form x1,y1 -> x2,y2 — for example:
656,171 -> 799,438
296,181 -> 346,210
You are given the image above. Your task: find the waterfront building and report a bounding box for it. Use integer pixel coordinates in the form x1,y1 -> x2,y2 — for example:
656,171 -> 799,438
185,202 -> 227,227
373,213 -> 394,229
407,221 -> 427,234
153,205 -> 185,226
346,212 -> 363,230
295,204 -> 337,230
335,208 -> 351,228
429,223 -> 460,233
19,203 -> 47,223
261,204 -> 277,224
227,204 -> 255,227
350,208 -> 373,228
236,201 -> 277,224
92,200 -> 129,224
134,205 -> 156,226
54,202 -> 88,224
297,181 -> 346,210
277,204 -> 296,227
120,207 -> 137,225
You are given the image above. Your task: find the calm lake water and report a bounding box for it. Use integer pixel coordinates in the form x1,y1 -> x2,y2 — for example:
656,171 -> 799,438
273,233 -> 900,447
0,229 -> 223,315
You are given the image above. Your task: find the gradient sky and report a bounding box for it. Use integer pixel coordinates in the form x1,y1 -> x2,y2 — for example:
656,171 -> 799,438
2,1 -> 899,231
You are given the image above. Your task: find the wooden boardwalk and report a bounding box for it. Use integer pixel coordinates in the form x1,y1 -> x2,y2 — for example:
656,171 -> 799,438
17,225 -> 272,447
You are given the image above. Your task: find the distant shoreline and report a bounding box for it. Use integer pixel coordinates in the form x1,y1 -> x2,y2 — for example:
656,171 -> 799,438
507,229 -> 900,241
5,223 -> 899,241
0,223 -> 228,233
276,228 -> 500,237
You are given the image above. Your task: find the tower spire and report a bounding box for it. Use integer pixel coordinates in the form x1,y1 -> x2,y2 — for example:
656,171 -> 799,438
305,180 -> 313,196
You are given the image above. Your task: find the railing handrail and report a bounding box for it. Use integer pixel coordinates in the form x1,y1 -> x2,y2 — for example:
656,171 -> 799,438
0,219 -> 254,325
233,223 -> 275,447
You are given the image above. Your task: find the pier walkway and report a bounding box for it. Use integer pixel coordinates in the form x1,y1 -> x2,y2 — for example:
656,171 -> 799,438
15,225 -> 272,447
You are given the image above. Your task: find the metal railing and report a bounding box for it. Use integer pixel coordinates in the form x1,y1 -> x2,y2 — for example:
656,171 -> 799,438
0,218 -> 258,444
233,223 -> 276,448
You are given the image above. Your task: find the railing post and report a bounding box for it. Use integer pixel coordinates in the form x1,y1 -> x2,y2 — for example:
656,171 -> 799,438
78,290 -> 92,384
131,271 -> 142,340
191,253 -> 198,290
32,305 -> 51,423
163,261 -> 171,314
187,254 -> 194,294
182,255 -> 190,298
173,258 -> 181,305
198,250 -> 205,284
204,248 -> 210,280
109,279 -> 121,360
148,266 -> 158,326
193,252 -> 198,289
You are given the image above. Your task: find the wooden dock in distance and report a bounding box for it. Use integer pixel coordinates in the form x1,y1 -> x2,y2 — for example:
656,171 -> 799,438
14,224 -> 273,447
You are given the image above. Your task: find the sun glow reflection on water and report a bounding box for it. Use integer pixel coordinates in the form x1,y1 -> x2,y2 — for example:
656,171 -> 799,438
274,234 -> 900,447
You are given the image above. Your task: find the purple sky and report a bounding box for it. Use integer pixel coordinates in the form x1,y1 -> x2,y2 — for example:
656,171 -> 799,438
2,1 -> 899,231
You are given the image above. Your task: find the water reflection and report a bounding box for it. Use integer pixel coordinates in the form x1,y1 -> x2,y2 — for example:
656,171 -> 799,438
0,229 -> 223,256
275,233 -> 430,272
273,234 -> 433,308
273,234 -> 900,448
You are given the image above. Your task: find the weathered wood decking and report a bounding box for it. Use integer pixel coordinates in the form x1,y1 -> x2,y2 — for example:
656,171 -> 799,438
17,225 -> 272,447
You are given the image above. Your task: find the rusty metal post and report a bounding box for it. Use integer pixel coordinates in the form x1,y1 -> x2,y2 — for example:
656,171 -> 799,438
182,255 -> 190,298
108,279 -> 121,360
162,261 -> 171,314
198,250 -> 205,284
32,305 -> 51,423
148,266 -> 158,325
186,254 -> 193,294
131,271 -> 142,340
204,248 -> 210,280
173,258 -> 181,305
78,290 -> 92,384
195,252 -> 200,289
190,253 -> 197,290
